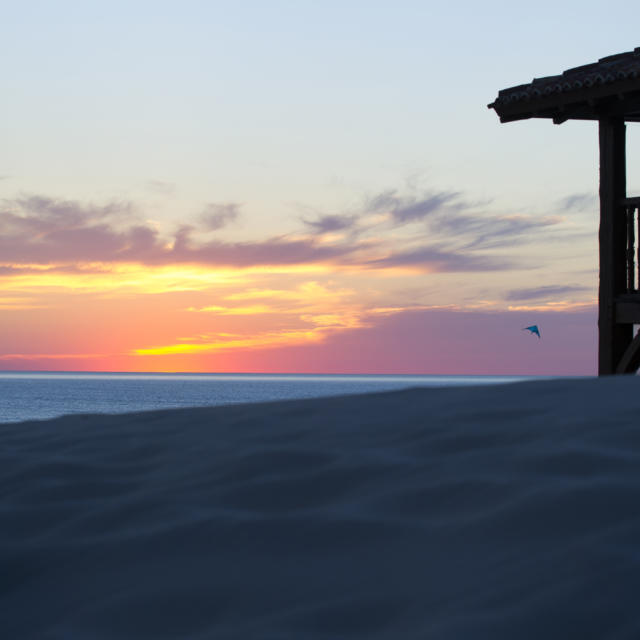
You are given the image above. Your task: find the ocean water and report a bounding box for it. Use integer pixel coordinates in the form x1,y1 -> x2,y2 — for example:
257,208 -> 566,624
0,372 -> 527,423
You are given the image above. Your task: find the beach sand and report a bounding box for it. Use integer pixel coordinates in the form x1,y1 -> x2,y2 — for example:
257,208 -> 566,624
2,376 -> 640,639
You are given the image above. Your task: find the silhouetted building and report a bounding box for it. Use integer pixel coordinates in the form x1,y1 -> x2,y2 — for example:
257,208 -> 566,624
489,48 -> 640,375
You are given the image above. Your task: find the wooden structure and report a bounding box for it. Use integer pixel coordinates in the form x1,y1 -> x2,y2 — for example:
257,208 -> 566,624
489,48 -> 640,375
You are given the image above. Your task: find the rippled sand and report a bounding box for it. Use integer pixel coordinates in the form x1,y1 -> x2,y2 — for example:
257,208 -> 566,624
2,377 -> 640,639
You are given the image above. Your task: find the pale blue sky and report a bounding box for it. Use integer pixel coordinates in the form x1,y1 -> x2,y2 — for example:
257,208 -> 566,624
3,0 -> 640,299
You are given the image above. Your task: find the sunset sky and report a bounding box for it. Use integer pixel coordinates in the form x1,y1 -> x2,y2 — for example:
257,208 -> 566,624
3,1 -> 640,374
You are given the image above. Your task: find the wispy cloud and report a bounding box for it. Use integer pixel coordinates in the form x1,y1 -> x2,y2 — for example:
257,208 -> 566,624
364,245 -> 513,272
0,352 -> 112,361
167,233 -> 359,267
360,187 -> 569,254
505,284 -> 590,302
188,282 -> 356,318
0,185 -> 585,278
432,213 -> 564,250
7,195 -> 134,226
366,189 -> 461,224
558,193 -> 597,212
200,202 -> 241,230
15,264 -> 115,274
0,296 -> 44,310
301,213 -> 359,234
0,195 -> 353,268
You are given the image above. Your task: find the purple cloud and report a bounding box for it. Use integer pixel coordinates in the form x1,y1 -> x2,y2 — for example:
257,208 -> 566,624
431,213 -> 563,250
200,203 -> 241,231
8,195 -> 133,227
364,245 -> 514,272
559,193 -> 597,212
0,196 -> 361,267
367,189 -> 461,224
505,285 -> 590,302
362,186 -> 577,254
0,196 -> 151,263
165,233 -> 358,267
0,192 -> 553,274
301,213 -> 359,234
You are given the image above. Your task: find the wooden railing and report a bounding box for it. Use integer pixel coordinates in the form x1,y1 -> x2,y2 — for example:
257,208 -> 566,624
622,197 -> 640,292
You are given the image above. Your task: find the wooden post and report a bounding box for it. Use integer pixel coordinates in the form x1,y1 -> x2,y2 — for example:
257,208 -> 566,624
599,118 -> 632,374
636,207 -> 640,290
627,206 -> 635,291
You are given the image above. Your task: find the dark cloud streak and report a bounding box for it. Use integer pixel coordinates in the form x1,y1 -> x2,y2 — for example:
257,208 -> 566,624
559,193 -> 597,212
431,213 -> 563,250
301,213 -> 359,234
364,245 -> 514,272
505,285 -> 590,302
367,189 -> 461,224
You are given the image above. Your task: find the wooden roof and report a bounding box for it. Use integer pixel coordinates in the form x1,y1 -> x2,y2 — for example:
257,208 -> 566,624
489,48 -> 640,124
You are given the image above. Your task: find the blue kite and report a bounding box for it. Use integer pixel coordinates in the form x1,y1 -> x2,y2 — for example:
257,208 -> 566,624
523,325 -> 541,339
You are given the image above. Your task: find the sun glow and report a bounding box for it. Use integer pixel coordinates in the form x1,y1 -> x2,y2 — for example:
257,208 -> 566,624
133,328 -> 329,356
0,263 -> 251,294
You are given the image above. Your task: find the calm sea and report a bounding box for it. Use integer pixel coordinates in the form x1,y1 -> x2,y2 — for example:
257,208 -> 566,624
0,372 -> 530,424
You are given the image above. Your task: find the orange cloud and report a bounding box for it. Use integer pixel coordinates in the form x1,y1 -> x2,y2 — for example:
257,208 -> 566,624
133,329 -> 327,356
507,300 -> 596,312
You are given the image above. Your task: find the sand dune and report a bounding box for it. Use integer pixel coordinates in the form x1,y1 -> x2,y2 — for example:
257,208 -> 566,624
2,376 -> 640,638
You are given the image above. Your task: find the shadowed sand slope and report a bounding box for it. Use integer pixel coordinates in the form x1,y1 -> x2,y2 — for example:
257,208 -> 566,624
2,377 -> 640,639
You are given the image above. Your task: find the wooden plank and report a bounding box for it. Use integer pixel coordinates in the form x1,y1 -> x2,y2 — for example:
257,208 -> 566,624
615,301 -> 640,324
602,92 -> 640,119
599,118 -> 632,374
614,292 -> 640,323
616,330 -> 640,373
627,206 -> 636,291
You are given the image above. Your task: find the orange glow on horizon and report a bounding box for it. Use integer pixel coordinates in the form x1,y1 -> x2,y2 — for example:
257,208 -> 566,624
133,328 -> 331,356
0,246 -> 598,374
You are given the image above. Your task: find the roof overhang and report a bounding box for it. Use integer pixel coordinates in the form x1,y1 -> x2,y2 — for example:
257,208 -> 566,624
489,48 -> 640,124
